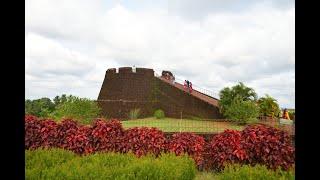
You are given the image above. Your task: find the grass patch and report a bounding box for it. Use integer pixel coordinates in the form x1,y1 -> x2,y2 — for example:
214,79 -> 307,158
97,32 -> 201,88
195,164 -> 295,180
195,171 -> 217,180
214,164 -> 295,180
122,117 -> 244,133
128,108 -> 140,120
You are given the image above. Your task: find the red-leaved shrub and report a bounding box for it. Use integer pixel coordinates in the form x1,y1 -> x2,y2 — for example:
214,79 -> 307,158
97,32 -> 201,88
203,130 -> 248,171
24,115 -> 295,170
91,118 -> 125,152
168,132 -> 205,166
39,119 -> 58,148
65,125 -> 93,155
55,119 -> 79,149
25,115 -> 42,149
123,127 -> 166,157
241,124 -> 295,170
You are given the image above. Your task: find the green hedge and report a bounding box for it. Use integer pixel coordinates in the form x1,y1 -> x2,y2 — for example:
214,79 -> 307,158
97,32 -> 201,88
26,148 -> 196,180
154,109 -> 165,119
215,164 -> 295,180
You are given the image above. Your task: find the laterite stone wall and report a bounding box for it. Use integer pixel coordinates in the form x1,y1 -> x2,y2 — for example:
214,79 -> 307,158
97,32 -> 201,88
97,67 -> 222,119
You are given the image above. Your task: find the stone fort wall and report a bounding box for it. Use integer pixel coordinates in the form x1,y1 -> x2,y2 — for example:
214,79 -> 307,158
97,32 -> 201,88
97,67 -> 222,119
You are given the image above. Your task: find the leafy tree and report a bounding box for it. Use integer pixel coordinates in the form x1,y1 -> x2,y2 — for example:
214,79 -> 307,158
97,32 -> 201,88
218,82 -> 258,114
51,96 -> 101,124
25,98 -> 55,117
224,95 -> 259,125
53,96 -> 60,106
53,94 -> 67,107
25,99 -> 34,114
257,94 -> 281,118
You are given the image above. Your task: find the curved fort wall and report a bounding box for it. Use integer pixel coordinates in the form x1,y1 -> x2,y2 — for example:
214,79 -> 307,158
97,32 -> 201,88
97,67 -> 222,119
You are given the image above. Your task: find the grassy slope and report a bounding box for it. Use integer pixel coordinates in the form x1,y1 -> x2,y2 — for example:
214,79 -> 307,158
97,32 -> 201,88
121,117 -> 244,133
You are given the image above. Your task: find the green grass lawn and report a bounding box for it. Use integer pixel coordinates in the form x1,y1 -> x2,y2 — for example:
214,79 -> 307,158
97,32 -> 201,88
195,171 -> 216,180
121,117 -> 244,133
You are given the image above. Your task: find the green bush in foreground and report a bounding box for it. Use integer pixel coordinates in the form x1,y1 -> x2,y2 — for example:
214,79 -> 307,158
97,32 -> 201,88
25,148 -> 196,180
154,109 -> 165,119
215,164 -> 295,180
25,148 -> 77,179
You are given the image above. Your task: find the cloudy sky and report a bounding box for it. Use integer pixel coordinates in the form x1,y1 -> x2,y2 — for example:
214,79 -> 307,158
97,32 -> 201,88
26,0 -> 295,108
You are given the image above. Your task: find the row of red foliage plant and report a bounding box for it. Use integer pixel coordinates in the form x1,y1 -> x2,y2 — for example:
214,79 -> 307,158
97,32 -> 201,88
203,130 -> 248,171
167,132 -> 205,167
241,124 -> 295,170
25,115 -> 294,171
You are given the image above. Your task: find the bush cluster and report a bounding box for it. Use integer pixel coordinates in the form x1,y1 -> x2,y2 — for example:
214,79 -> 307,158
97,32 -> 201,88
26,148 -> 196,180
203,126 -> 295,171
241,124 -> 295,170
224,98 -> 259,124
154,109 -> 165,119
25,115 -> 295,171
167,132 -> 205,166
123,127 -> 167,157
91,118 -> 125,153
203,130 -> 248,171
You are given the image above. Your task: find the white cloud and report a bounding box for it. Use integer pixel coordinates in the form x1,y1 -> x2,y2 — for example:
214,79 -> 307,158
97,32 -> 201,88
26,33 -> 95,77
26,1 -> 295,108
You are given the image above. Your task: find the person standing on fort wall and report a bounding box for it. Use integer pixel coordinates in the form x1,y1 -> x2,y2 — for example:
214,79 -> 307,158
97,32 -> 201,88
184,80 -> 188,90
184,80 -> 192,93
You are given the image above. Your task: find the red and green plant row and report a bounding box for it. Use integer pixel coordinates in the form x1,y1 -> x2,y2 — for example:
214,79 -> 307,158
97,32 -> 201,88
25,115 -> 294,171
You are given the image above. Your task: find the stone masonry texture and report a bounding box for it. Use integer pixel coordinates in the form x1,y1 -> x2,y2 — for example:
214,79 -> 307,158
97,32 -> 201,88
97,67 -> 222,119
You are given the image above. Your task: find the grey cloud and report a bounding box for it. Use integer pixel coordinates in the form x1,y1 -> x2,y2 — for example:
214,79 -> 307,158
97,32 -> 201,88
26,2 -> 295,108
168,0 -> 294,20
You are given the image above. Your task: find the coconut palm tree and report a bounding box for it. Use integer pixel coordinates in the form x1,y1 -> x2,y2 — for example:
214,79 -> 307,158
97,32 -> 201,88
231,82 -> 258,101
257,94 -> 281,118
219,82 -> 258,114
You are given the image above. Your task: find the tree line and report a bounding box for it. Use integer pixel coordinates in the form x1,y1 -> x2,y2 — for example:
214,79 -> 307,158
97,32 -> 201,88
25,82 -> 294,125
25,94 -> 101,124
218,82 -> 294,124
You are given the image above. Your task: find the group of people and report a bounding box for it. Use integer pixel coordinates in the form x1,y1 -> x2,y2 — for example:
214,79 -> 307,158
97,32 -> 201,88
184,80 -> 193,93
